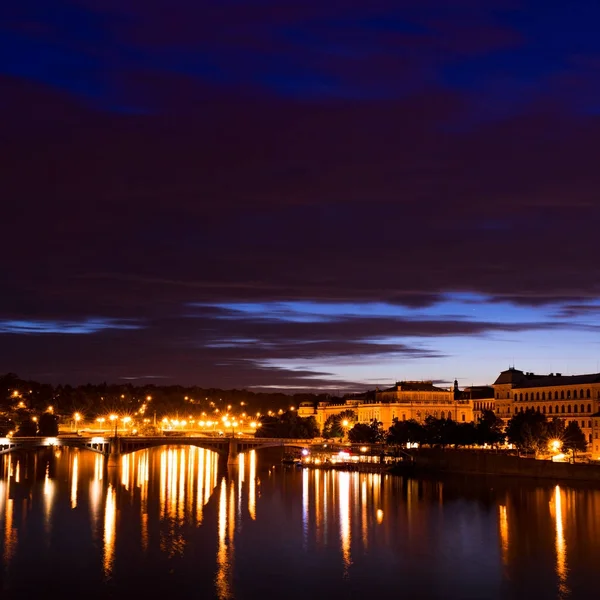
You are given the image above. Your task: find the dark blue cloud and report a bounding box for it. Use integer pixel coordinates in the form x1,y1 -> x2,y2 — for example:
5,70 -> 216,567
2,1 -> 600,388
0,318 -> 143,334
4,0 -> 599,115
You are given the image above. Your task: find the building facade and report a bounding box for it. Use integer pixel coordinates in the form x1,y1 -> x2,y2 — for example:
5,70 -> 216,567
298,381 -> 474,433
591,414 -> 600,460
461,385 -> 495,421
493,368 -> 600,447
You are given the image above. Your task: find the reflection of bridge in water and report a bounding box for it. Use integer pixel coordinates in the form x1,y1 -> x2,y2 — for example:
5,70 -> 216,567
0,435 -> 314,466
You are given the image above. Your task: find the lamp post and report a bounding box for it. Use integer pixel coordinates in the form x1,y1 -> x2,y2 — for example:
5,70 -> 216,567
342,419 -> 350,442
109,414 -> 118,437
73,412 -> 81,432
122,416 -> 132,433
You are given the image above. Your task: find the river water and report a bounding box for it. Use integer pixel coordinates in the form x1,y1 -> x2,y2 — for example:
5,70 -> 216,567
0,446 -> 597,599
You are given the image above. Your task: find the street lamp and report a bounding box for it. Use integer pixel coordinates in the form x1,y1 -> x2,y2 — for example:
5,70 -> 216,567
73,412 -> 81,432
342,419 -> 350,441
109,414 -> 118,437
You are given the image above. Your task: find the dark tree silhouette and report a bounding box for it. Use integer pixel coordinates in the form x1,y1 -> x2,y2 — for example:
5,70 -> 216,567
387,418 -> 425,446
256,411 -> 319,439
14,419 -> 37,437
562,421 -> 587,460
476,410 -> 505,446
38,413 -> 59,436
348,420 -> 384,444
506,409 -> 549,454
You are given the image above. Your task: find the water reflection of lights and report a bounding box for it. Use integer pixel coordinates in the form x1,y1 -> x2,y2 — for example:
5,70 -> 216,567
121,454 -> 130,490
248,450 -> 256,520
361,478 -> 368,547
551,485 -> 569,597
90,454 -> 103,539
137,452 -> 149,551
339,471 -> 352,575
304,469 -> 392,565
204,452 -> 213,506
43,462 -> 54,533
498,505 -> 508,565
302,467 -> 309,547
228,480 -> 235,541
1,479 -> 17,565
238,453 -> 245,520
216,477 -> 233,600
0,447 -> 227,581
197,449 -> 205,524
104,484 -> 116,577
70,453 -> 79,509
179,451 -> 186,522
314,469 -> 320,541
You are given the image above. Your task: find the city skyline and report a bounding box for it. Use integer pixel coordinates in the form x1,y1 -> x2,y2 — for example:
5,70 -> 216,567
3,1 -> 600,390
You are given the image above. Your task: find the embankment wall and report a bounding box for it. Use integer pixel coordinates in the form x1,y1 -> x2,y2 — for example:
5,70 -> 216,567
404,449 -> 600,482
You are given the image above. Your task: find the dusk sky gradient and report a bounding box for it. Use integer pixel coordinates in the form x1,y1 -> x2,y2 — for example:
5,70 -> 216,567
2,0 -> 600,391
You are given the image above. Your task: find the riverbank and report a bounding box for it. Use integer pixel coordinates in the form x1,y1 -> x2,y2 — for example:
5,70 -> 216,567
391,448 -> 600,483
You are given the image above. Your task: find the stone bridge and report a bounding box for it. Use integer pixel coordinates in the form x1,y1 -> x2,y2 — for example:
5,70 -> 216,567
0,435 -> 314,466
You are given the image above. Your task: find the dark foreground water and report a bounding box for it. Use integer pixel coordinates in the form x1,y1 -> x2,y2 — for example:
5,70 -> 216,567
0,447 -> 598,599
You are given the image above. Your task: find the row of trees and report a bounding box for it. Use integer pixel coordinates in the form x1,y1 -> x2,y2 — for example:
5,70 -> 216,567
257,411 -> 320,439
505,409 -> 586,456
11,413 -> 59,437
257,408 -> 589,457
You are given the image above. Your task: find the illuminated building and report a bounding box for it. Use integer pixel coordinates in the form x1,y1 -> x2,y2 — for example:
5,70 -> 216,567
299,380 -> 475,432
591,413 -> 600,459
494,368 -> 600,446
461,385 -> 495,420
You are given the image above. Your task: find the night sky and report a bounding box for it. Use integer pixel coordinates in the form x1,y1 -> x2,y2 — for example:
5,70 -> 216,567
2,1 -> 600,391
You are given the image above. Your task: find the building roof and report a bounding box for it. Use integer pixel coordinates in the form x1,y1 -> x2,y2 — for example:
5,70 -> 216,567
514,373 -> 600,389
461,385 -> 494,400
381,381 -> 449,393
493,368 -> 529,385
494,367 -> 600,388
